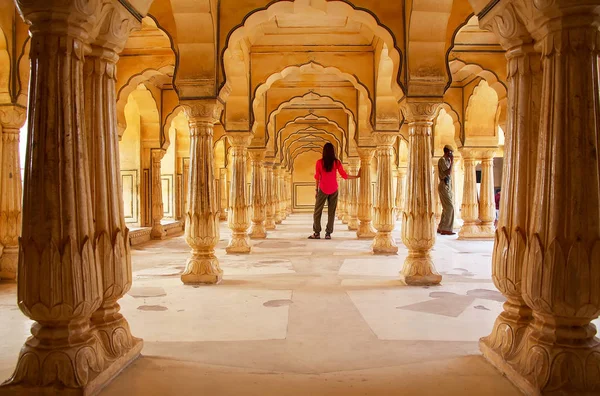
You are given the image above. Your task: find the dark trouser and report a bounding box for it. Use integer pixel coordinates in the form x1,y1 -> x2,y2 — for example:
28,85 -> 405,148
313,189 -> 338,234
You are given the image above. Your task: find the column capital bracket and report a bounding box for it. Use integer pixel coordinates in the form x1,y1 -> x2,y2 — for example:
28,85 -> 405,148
371,132 -> 397,147
181,99 -> 223,124
0,104 -> 26,130
401,98 -> 442,122
226,132 -> 253,147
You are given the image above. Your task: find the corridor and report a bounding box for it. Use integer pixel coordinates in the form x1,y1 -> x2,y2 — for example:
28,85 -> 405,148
2,214 -> 526,395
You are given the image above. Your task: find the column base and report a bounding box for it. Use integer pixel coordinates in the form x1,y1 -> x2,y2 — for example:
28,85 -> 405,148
219,212 -> 228,222
0,247 -> 17,281
400,252 -> 442,286
249,224 -> 267,239
458,223 -> 492,240
181,254 -> 223,285
226,233 -> 251,254
356,222 -> 376,239
150,225 -> 166,240
372,232 -> 398,254
348,219 -> 359,231
0,330 -> 142,396
265,220 -> 276,230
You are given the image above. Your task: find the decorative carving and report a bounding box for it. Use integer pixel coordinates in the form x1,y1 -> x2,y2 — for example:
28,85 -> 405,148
150,149 -> 166,240
0,105 -> 26,280
400,100 -> 442,285
346,158 -> 360,231
226,133 -> 252,254
264,163 -> 276,230
274,165 -> 283,225
458,150 -> 481,239
180,100 -> 223,285
371,134 -> 398,254
478,152 -> 496,236
339,177 -> 348,223
356,147 -> 376,239
249,150 -> 267,239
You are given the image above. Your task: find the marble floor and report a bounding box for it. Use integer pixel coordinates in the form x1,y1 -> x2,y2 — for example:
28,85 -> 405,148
3,214 -> 588,395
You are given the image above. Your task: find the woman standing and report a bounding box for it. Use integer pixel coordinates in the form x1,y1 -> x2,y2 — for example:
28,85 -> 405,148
308,143 -> 360,240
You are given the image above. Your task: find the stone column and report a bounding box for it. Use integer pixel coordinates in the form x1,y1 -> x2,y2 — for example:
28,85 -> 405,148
458,149 -> 480,239
150,148 -> 166,239
395,166 -> 407,220
280,169 -> 288,219
356,147 -> 376,238
372,133 -> 398,254
219,168 -> 228,221
432,157 -> 443,223
477,18 -> 540,379
480,4 -> 600,394
274,165 -> 283,224
1,1 -> 140,392
452,157 -> 464,227
0,105 -> 26,280
249,150 -> 267,239
400,100 -> 442,285
346,158 -> 360,230
84,14 -> 144,371
286,171 -> 292,215
264,162 -> 276,230
478,150 -> 495,237
339,177 -> 348,222
180,101 -> 223,285
226,133 -> 252,253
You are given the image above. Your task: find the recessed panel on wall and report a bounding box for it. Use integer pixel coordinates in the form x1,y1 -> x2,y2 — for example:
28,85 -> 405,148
294,183 -> 327,212
162,174 -> 174,219
121,170 -> 138,224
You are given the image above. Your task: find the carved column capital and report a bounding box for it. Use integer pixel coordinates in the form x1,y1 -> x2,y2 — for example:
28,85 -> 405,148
91,1 -> 141,54
151,148 -> 166,162
478,0 -> 532,50
356,146 -> 376,160
347,157 -> 360,169
226,132 -> 253,148
0,105 -> 26,130
372,132 -> 397,147
181,100 -> 223,125
401,99 -> 442,123
248,149 -> 266,163
397,166 -> 408,177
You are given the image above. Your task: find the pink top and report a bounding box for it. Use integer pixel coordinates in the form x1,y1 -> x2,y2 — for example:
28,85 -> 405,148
314,159 -> 348,194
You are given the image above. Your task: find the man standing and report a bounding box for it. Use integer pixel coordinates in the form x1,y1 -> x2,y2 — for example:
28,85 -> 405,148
437,145 -> 455,235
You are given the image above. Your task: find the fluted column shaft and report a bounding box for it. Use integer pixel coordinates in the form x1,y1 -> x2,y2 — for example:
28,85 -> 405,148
395,166 -> 407,220
458,150 -> 480,239
249,150 -> 267,239
432,157 -> 442,222
356,147 -> 376,238
372,134 -> 398,254
400,100 -> 442,286
2,1 -> 140,391
219,168 -> 228,221
226,133 -> 252,253
181,102 -> 223,284
346,158 -> 360,230
0,106 -> 26,280
286,171 -> 292,215
478,151 -> 496,236
150,149 -> 166,239
274,166 -> 283,224
265,163 -> 276,229
84,36 -> 142,365
480,42 -> 539,369
340,177 -> 348,223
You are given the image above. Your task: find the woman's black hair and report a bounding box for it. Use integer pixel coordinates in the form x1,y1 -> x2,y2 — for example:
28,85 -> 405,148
322,142 -> 337,172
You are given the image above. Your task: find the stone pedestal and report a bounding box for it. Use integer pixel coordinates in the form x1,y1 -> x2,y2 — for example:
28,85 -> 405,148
150,149 -> 167,239
0,2 -> 142,393
219,168 -> 228,221
265,162 -> 276,230
0,105 -> 26,281
249,150 -> 267,239
372,134 -> 398,254
226,133 -> 252,253
400,100 -> 442,286
346,158 -> 360,230
181,101 -> 224,284
478,3 -> 600,395
356,147 -> 376,239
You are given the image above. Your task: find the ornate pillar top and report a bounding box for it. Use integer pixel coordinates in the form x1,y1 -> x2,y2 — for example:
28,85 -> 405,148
226,132 -> 253,147
372,132 -> 397,147
90,1 -> 141,55
151,148 -> 166,161
347,157 -> 361,168
401,98 -> 442,123
356,146 -> 376,158
460,147 -> 496,159
181,99 -> 223,124
0,105 -> 27,130
248,149 -> 266,162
